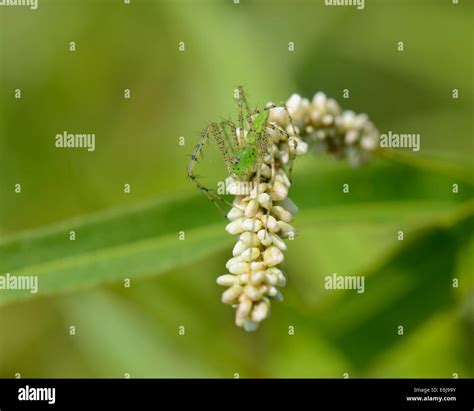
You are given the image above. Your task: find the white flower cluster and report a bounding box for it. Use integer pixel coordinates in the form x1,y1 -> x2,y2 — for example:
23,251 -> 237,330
284,92 -> 379,166
217,111 -> 307,332
217,92 -> 379,331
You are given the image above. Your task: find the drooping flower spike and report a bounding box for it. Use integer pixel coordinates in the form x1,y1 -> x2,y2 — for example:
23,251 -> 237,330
188,88 -> 379,331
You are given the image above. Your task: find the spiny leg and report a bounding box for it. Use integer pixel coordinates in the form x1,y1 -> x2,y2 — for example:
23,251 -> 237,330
219,119 -> 239,153
264,102 -> 298,135
208,122 -> 239,208
251,104 -> 296,184
286,139 -> 297,181
235,86 -> 252,147
264,103 -> 298,181
245,107 -> 263,140
209,122 -> 235,178
266,121 -> 296,181
256,116 -> 276,233
187,126 -> 225,213
187,125 -> 233,215
247,106 -> 272,188
237,86 -> 252,116
281,102 -> 298,182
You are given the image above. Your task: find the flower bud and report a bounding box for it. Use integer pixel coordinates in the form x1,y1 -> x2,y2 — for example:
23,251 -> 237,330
271,205 -> 293,223
260,215 -> 280,233
236,297 -> 252,319
270,181 -> 288,201
257,193 -> 272,209
240,247 -> 260,262
222,286 -> 243,304
228,261 -> 250,275
242,218 -> 263,232
269,233 -> 287,251
239,231 -> 260,247
243,319 -> 259,332
232,240 -> 247,257
251,301 -> 270,322
250,261 -> 266,272
263,246 -> 284,267
257,229 -> 273,247
226,218 -> 244,235
244,285 -> 263,301
250,270 -> 266,284
278,221 -> 297,237
227,206 -> 244,221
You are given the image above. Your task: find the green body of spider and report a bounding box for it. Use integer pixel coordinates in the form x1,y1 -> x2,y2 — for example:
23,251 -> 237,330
230,110 -> 268,178
230,145 -> 257,178
187,87 -> 295,214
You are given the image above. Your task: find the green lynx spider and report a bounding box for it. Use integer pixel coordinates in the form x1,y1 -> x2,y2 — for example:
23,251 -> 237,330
187,86 -> 298,214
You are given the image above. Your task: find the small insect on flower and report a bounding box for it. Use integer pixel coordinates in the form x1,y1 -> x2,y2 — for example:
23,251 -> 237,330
187,87 -> 297,213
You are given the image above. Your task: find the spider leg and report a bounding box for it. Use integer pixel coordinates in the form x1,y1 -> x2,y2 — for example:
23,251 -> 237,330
255,116 -> 275,233
265,121 -> 294,180
187,124 -> 233,216
237,85 -> 251,114
219,118 -> 239,154
245,108 -> 260,140
263,152 -> 277,232
236,86 -> 252,147
209,122 -> 234,178
264,103 -> 298,182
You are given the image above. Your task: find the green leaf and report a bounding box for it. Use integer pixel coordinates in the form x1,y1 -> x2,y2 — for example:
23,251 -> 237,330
57,290 -> 220,377
285,208 -> 474,372
0,192 -> 230,305
0,159 -> 472,306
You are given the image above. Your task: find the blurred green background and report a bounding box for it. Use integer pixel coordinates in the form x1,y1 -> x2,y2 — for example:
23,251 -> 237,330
0,0 -> 473,378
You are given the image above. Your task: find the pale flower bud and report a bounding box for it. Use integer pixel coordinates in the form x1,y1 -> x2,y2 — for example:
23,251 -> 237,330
270,181 -> 288,201
228,261 -> 250,275
263,246 -> 284,267
269,233 -> 287,251
240,247 -> 260,262
260,215 -> 280,233
244,199 -> 259,218
250,270 -> 266,284
226,218 -> 244,235
250,261 -> 266,272
239,231 -> 260,247
217,274 -> 239,287
271,206 -> 293,223
244,285 -> 263,301
242,218 -> 263,232
257,229 -> 273,247
251,300 -> 270,322
227,206 -> 244,221
257,192 -> 272,209
236,297 -> 252,319
232,240 -> 248,257
222,286 -> 243,304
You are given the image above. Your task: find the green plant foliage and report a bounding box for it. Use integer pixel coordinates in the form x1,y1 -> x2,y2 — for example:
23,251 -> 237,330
0,0 -> 472,378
